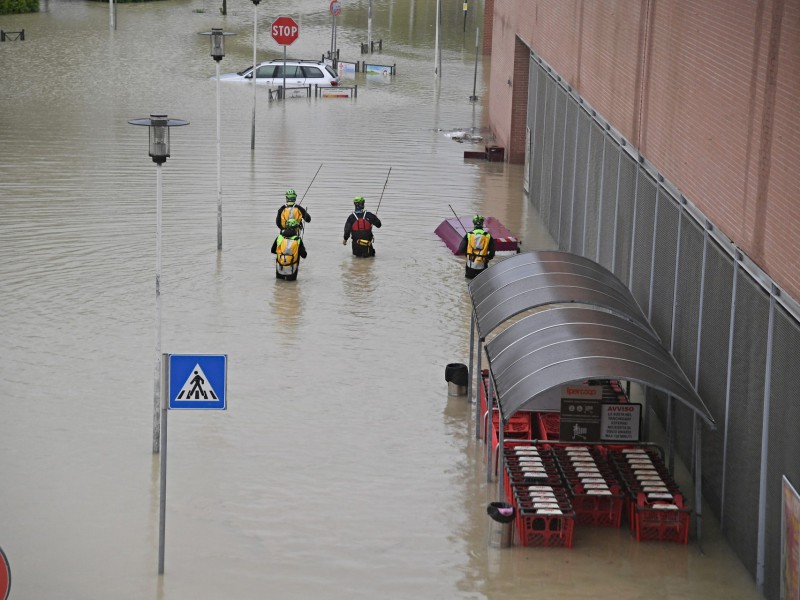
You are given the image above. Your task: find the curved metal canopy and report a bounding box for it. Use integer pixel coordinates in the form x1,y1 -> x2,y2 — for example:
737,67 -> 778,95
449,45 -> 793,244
484,306 -> 715,427
469,251 -> 715,429
468,250 -> 652,340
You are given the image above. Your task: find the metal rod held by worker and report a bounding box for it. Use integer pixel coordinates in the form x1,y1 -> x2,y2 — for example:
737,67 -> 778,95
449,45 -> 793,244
449,204 -> 470,236
298,163 -> 323,206
375,167 -> 392,214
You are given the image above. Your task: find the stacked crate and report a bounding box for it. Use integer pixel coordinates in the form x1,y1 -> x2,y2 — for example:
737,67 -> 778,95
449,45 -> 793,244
607,447 -> 691,543
504,444 -> 576,547
552,445 -> 625,527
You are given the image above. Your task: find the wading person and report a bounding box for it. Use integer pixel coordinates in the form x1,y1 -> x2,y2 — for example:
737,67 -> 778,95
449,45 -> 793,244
342,196 -> 382,257
276,189 -> 311,231
457,214 -> 495,279
271,218 -> 307,281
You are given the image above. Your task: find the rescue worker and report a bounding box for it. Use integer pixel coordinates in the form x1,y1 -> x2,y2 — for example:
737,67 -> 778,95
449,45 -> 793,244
457,214 -> 495,279
342,196 -> 382,257
275,189 -> 311,231
270,218 -> 307,281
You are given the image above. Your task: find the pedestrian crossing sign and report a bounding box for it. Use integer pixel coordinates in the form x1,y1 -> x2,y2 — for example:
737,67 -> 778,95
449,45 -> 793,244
168,354 -> 227,410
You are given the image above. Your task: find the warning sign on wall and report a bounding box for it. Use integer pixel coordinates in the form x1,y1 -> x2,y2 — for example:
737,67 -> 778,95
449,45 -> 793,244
600,403 -> 642,441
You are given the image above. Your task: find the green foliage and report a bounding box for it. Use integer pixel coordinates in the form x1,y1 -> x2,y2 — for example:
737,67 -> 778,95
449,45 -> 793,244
0,0 -> 39,14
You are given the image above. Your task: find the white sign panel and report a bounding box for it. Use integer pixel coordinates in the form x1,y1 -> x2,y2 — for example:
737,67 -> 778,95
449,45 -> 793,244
600,403 -> 641,441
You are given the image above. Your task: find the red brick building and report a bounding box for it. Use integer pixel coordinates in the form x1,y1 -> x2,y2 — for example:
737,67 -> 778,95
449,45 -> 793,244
485,0 -> 799,301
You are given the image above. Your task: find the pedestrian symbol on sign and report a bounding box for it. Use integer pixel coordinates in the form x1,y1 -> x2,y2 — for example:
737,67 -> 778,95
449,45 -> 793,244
176,365 -> 218,400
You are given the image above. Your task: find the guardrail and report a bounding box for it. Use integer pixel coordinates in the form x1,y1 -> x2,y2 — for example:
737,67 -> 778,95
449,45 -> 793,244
315,85 -> 357,98
1,29 -> 25,41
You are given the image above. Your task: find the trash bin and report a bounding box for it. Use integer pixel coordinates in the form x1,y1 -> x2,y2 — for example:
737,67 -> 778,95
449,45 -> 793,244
444,363 -> 469,396
487,501 -> 516,548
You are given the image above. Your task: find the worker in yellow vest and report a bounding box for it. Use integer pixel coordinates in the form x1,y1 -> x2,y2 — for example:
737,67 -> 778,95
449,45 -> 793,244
275,189 -> 311,231
270,219 -> 307,281
457,214 -> 496,279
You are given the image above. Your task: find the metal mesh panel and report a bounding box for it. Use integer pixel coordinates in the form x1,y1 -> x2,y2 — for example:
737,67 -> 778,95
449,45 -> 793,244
764,308 -> 800,600
548,89 -> 567,240
571,111 -> 590,255
724,275 -> 769,578
529,62 -> 547,214
631,172 -> 657,313
559,101 -> 578,249
650,194 -> 679,344
583,123 -> 604,260
613,154 -> 636,285
538,77 -> 556,227
672,216 -> 703,377
597,139 -> 620,271
698,241 -> 734,515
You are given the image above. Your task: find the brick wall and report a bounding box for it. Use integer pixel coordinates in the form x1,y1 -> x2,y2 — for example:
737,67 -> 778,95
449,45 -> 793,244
487,0 -> 800,301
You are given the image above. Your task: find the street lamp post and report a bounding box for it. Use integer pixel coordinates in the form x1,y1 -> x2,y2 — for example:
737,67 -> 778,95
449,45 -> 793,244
251,0 -> 261,150
199,28 -> 235,251
127,114 -> 189,454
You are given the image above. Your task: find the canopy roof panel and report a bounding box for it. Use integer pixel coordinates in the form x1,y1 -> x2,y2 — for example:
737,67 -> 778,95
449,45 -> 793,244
484,306 -> 715,427
468,251 -> 651,340
470,251 -> 715,428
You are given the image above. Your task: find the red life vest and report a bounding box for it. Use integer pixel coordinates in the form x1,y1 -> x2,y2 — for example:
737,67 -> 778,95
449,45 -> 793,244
352,211 -> 372,232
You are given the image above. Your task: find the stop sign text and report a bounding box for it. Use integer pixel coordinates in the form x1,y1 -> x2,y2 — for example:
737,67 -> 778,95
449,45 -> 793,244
271,16 -> 299,46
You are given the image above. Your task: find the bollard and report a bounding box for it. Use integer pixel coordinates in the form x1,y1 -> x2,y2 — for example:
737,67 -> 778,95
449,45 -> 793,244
445,363 -> 468,396
487,502 -> 516,547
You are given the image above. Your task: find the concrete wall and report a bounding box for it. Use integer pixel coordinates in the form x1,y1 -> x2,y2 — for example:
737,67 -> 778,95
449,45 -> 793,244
487,0 -> 800,300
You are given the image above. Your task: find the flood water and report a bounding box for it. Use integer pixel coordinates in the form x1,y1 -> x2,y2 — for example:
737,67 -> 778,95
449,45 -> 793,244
0,1 -> 763,598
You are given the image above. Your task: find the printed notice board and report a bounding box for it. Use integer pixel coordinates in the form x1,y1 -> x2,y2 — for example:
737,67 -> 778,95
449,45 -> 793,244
600,403 -> 642,441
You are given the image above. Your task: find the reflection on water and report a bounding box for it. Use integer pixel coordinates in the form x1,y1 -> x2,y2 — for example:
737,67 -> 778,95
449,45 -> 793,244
0,0 -> 761,598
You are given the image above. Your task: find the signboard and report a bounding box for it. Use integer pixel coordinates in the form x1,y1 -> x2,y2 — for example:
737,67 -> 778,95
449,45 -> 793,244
782,476 -> 800,600
271,16 -> 299,46
561,383 -> 602,399
169,354 -> 227,410
0,546 -> 9,600
600,403 -> 642,441
330,0 -> 342,17
559,398 -> 601,442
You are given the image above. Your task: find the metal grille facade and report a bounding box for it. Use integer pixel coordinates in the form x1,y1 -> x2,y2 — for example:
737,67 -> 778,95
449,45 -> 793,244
525,50 -> 800,598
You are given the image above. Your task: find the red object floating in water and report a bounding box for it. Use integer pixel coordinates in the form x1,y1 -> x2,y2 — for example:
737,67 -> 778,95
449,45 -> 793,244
434,216 -> 521,254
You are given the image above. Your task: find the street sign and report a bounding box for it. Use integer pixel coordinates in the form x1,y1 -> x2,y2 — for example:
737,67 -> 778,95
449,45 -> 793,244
169,354 -> 227,410
0,546 -> 9,600
330,0 -> 341,17
271,16 -> 299,46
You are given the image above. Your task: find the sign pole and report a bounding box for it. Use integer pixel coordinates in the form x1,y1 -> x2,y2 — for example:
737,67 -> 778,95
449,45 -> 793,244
283,45 -> 286,99
158,353 -> 169,575
250,1 -> 259,150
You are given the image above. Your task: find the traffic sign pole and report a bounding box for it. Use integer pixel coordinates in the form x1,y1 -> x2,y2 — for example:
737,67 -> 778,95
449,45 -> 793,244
158,353 -> 168,575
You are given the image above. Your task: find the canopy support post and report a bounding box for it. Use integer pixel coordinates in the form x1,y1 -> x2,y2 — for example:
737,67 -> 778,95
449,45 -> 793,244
467,313 -> 475,407
475,339 -> 483,439
694,423 -> 704,553
486,373 -> 495,482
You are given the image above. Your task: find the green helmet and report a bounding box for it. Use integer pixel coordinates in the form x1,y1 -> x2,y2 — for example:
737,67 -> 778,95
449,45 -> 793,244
286,189 -> 297,202
353,196 -> 365,205
473,214 -> 485,227
286,218 -> 300,229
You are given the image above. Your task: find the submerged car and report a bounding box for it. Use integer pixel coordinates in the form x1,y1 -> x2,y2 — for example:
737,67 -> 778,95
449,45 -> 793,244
218,59 -> 340,87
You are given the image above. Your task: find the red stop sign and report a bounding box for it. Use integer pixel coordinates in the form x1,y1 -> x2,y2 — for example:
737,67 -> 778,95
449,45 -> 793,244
271,16 -> 299,46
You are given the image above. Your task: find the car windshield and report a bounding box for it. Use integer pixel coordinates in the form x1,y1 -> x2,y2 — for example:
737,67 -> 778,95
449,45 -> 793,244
236,66 -> 253,76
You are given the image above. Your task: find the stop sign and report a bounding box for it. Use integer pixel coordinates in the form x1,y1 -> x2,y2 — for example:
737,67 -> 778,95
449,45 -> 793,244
271,16 -> 299,46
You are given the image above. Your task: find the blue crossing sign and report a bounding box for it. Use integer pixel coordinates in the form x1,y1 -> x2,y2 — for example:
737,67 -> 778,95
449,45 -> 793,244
169,354 -> 227,410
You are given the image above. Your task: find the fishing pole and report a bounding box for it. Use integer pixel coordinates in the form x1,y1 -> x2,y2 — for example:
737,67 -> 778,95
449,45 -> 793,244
298,163 -> 323,207
374,167 -> 392,214
448,204 -> 470,236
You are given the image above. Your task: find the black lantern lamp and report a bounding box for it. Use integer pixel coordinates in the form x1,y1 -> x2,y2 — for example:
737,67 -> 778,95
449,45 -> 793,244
128,114 -> 189,164
200,27 -> 236,62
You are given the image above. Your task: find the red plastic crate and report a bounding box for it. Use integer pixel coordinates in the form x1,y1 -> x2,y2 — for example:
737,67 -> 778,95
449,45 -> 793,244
516,512 -> 575,547
635,508 -> 690,543
536,412 -> 560,440
571,493 -> 625,527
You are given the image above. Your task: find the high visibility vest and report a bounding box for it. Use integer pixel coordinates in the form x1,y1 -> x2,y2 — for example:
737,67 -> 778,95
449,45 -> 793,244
276,234 -> 300,275
466,229 -> 490,269
279,206 -> 303,229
